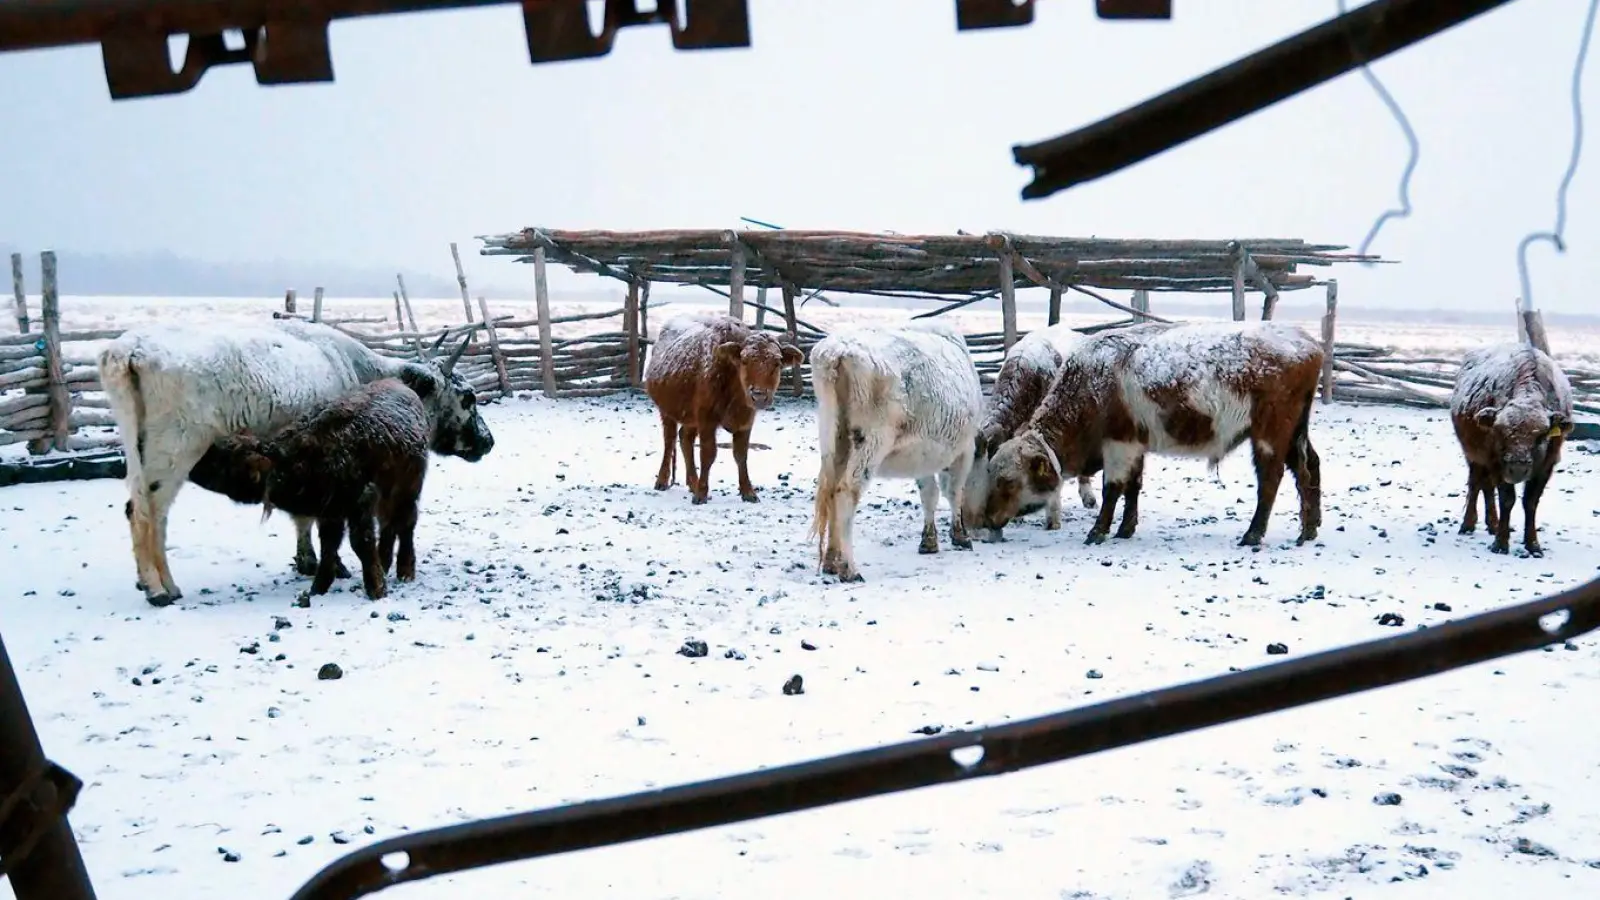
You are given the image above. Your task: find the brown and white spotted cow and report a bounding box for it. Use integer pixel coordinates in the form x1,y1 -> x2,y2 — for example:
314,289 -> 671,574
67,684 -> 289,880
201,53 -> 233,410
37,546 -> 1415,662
962,322 -> 1099,540
1450,341 -> 1575,557
979,321 -> 1325,547
644,312 -> 803,504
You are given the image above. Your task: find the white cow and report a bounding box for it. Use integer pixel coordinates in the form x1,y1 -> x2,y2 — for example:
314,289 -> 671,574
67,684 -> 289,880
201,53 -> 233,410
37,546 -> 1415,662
98,318 -> 495,608
963,323 -> 1098,539
808,318 -> 985,582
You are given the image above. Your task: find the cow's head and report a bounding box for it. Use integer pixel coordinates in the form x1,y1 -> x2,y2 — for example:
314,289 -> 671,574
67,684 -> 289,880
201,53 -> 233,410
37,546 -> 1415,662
189,432 -> 276,506
981,430 -> 1064,530
401,334 -> 496,462
715,333 -> 804,410
1473,400 -> 1569,485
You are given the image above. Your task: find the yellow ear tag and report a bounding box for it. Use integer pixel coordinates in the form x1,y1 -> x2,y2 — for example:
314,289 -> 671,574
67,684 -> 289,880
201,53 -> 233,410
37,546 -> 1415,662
1032,457 -> 1050,479
1548,424 -> 1564,439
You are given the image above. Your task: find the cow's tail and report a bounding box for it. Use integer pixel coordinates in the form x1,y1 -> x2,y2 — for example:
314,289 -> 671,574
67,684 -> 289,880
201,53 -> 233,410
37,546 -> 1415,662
97,339 -> 149,491
808,350 -> 852,566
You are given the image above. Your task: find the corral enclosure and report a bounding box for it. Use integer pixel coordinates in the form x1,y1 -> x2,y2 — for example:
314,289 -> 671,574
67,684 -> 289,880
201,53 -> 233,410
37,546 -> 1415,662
3,236 -> 1600,900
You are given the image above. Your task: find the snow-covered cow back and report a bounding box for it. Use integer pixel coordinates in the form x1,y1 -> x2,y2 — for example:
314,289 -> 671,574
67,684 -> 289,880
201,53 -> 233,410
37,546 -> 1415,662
964,323 -> 1097,537
98,318 -> 493,607
981,320 -> 1324,547
808,319 -> 984,582
1449,341 -> 1575,556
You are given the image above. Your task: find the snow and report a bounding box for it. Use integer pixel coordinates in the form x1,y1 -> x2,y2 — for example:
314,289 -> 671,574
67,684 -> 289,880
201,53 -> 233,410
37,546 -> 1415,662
4,390 -> 1600,900
1451,342 -> 1576,419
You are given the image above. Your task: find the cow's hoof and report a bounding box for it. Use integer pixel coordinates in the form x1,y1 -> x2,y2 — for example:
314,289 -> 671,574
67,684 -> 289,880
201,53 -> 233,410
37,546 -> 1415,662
1489,541 -> 1510,555
1081,498 -> 1098,510
1457,523 -> 1475,535
134,579 -> 146,592
917,540 -> 939,555
396,568 -> 416,583
1238,532 -> 1264,548
1525,543 -> 1544,558
837,571 -> 865,584
653,479 -> 671,491
1084,530 -> 1108,546
691,494 -> 709,506
1114,528 -> 1136,540
1296,529 -> 1318,546
146,592 -> 176,608
334,559 -> 353,579
741,492 -> 760,504
1044,519 -> 1061,531
293,557 -> 318,577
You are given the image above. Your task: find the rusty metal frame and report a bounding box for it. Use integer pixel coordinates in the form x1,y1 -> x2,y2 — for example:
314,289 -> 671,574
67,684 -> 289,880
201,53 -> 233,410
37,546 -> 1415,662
288,577 -> 1600,900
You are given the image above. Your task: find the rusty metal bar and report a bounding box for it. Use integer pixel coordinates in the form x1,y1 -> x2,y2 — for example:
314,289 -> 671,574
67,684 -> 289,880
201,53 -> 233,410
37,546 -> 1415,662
0,632 -> 97,900
289,574 -> 1600,900
1013,0 -> 1521,199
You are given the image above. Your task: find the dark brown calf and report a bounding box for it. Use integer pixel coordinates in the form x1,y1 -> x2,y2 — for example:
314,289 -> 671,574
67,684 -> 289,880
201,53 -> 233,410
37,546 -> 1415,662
643,312 -> 802,504
191,378 -> 431,600
981,322 -> 1325,547
1450,342 -> 1575,557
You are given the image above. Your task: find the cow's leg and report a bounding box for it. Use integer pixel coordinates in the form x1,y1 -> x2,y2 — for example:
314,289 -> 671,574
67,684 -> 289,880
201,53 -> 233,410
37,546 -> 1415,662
944,451 -> 974,550
1286,427 -> 1323,544
1077,474 -> 1098,510
136,437 -> 211,606
394,493 -> 421,582
1482,472 -> 1501,536
1045,486 -> 1063,530
829,474 -> 867,582
1459,463 -> 1485,534
732,428 -> 759,503
654,412 -> 678,491
1491,483 -> 1516,554
294,516 -> 351,579
916,476 -> 941,554
310,516 -> 346,596
1088,442 -> 1140,545
1241,439 -> 1291,548
678,425 -> 700,497
378,507 -> 398,576
348,500 -> 386,600
1114,457 -> 1145,539
691,422 -> 718,505
1521,468 -> 1552,557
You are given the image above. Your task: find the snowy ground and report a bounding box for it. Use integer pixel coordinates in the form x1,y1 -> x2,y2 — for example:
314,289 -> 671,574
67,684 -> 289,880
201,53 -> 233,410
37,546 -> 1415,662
2,394 -> 1599,900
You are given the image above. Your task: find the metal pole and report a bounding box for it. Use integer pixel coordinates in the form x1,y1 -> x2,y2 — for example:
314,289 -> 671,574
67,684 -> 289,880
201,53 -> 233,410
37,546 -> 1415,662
0,631 -> 97,900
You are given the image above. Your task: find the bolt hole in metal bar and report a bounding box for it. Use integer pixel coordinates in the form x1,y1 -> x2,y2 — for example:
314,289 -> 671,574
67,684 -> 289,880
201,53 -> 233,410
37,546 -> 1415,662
289,577 -> 1600,900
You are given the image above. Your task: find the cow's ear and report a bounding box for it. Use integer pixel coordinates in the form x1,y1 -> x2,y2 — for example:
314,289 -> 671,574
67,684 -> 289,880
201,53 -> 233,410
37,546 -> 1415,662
398,365 -> 436,400
715,342 -> 744,365
1474,406 -> 1499,427
779,344 -> 804,366
1549,413 -> 1570,438
245,453 -> 273,478
1030,455 -> 1053,481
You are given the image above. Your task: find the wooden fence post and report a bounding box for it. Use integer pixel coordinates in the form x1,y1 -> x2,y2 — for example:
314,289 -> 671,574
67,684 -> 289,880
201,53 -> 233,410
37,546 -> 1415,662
449,242 -> 477,324
783,283 -> 802,396
727,233 -> 746,321
1519,297 -> 1552,355
755,285 -> 768,330
1047,284 -> 1062,327
1320,280 -> 1338,405
639,280 -> 651,354
39,251 -> 69,453
394,292 -> 423,359
284,288 -> 297,315
10,252 -> 27,333
998,251 -> 1017,351
311,286 -> 325,323
1230,250 -> 1246,321
395,274 -> 421,335
624,278 -> 642,386
476,295 -> 510,396
534,246 -> 558,398
1131,289 -> 1150,322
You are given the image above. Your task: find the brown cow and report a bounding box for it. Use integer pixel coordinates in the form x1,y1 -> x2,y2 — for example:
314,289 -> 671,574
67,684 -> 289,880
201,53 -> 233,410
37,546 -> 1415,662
644,312 -> 803,504
1450,341 -> 1575,557
980,321 -> 1324,547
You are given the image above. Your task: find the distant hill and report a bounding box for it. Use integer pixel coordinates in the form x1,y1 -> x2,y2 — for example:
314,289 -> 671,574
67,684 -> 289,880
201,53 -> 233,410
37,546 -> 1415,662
0,245 -> 465,299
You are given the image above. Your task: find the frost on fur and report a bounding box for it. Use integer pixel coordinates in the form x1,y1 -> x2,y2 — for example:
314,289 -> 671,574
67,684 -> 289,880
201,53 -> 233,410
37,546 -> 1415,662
809,322 -> 984,583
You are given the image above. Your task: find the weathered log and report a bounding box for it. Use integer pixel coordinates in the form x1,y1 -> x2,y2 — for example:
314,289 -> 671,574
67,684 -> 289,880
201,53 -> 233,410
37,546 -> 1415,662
36,252 -> 69,454
9,252 -> 26,334
477,295 -> 510,395
1320,280 -> 1337,404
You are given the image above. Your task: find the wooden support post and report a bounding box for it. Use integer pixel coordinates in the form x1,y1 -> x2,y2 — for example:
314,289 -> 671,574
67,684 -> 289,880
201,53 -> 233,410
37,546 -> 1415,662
1320,280 -> 1338,405
534,246 -> 558,398
782,283 -> 802,396
449,242 -> 477,324
639,280 -> 651,352
476,295 -> 510,396
10,252 -> 27,333
1230,252 -> 1246,321
311,286 -> 324,323
755,285 -> 768,330
1515,298 -> 1530,344
394,292 -> 423,359
624,278 -> 642,386
1520,299 -> 1552,355
1131,289 -> 1150,322
998,252 -> 1017,351
727,233 -> 746,321
1047,284 -> 1062,327
395,273 -> 421,335
284,288 -> 297,315
39,251 -> 69,454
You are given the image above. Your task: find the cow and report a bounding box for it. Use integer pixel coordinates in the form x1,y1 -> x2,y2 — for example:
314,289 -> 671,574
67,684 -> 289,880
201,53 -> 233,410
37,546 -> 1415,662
808,319 -> 985,583
98,317 -> 495,608
643,312 -> 803,504
1449,341 -> 1575,557
979,321 -> 1324,547
962,323 -> 1098,540
180,378 -> 433,601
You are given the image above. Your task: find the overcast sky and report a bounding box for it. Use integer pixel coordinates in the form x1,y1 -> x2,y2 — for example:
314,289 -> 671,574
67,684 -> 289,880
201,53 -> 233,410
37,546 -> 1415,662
1,0 -> 1596,314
